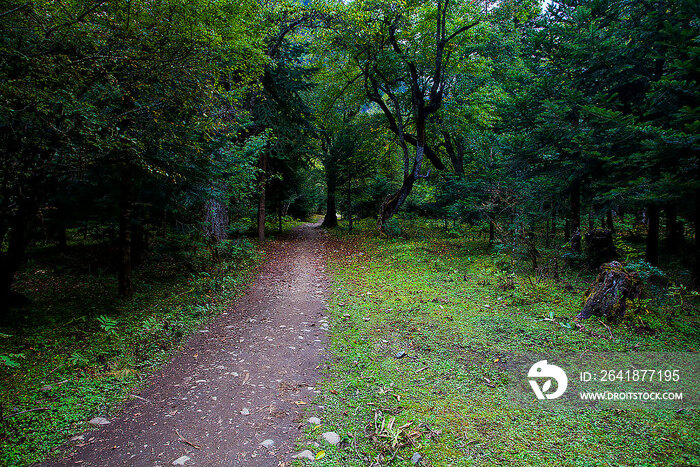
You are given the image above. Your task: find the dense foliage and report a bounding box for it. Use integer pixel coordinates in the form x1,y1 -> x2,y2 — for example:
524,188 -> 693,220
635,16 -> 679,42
0,0 -> 698,463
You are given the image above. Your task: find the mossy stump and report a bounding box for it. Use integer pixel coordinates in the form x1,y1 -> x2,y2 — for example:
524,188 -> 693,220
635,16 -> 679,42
578,261 -> 643,321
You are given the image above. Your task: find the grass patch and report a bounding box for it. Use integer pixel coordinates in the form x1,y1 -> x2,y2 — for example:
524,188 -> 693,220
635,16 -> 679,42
298,218 -> 700,466
0,233 -> 265,465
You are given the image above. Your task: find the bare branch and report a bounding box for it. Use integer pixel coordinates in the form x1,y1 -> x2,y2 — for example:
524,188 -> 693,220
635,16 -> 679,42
444,20 -> 480,46
0,2 -> 30,19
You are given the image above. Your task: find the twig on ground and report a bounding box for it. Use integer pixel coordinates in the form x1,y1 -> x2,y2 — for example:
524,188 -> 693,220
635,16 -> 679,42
598,319 -> 614,339
10,407 -> 50,417
176,429 -> 201,449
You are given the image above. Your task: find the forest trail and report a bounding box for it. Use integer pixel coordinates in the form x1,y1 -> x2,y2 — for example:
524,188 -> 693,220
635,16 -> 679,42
45,222 -> 330,467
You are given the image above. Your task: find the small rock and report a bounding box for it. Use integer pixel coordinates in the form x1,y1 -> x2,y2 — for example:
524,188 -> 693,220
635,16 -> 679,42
39,385 -> 52,392
322,431 -> 341,445
241,408 -> 250,416
261,439 -> 274,449
395,351 -> 406,359
292,450 -> 315,460
173,455 -> 190,465
308,417 -> 321,425
411,452 -> 422,465
88,417 -> 110,426
70,435 -> 84,441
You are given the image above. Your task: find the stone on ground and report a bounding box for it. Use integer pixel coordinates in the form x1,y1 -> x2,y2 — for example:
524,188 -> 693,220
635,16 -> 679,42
308,416 -> 321,425
172,455 -> 190,465
292,450 -> 316,460
88,417 -> 110,426
322,431 -> 340,445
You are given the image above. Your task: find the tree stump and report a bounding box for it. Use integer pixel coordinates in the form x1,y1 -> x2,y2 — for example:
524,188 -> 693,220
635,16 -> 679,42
578,261 -> 643,321
585,229 -> 618,268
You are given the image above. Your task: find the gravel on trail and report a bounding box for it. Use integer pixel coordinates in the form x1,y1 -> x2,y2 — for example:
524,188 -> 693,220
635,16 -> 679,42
43,222 -> 330,467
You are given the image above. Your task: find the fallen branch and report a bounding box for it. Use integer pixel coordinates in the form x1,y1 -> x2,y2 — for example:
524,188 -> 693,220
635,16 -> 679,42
176,429 -> 201,449
10,407 -> 50,417
598,319 -> 614,340
130,394 -> 150,402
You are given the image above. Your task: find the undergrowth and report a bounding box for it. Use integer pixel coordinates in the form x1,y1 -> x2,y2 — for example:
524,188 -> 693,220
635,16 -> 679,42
0,232 -> 264,465
297,217 -> 700,466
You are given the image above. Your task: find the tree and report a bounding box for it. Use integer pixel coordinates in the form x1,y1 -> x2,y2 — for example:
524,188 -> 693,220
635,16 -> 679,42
0,0 -> 268,310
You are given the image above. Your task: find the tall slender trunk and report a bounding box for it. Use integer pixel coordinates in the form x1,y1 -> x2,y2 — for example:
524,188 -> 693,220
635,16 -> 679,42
488,213 -> 495,246
278,200 -> 282,234
118,166 -> 134,299
57,222 -> 67,250
646,204 -> 660,266
606,210 -> 614,232
693,191 -> 700,281
257,151 -> 268,242
570,178 -> 581,253
666,203 -> 679,252
347,177 -> 353,232
322,140 -> 338,228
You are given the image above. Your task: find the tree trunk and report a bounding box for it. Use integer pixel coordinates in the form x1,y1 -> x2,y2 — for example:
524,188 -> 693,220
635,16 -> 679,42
569,178 -> 581,253
203,198 -> 228,243
347,178 -> 353,233
257,151 -> 268,242
56,222 -> 67,250
606,210 -> 614,232
118,166 -> 134,299
278,201 -> 282,234
0,198 -> 39,317
693,192 -> 700,281
666,203 -> 680,252
645,204 -> 660,266
488,213 -> 495,246
378,174 -> 415,231
323,189 -> 338,228
322,138 -> 338,228
442,131 -> 464,175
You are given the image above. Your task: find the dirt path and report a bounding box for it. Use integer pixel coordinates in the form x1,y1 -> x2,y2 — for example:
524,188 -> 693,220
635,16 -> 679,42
45,222 -> 330,466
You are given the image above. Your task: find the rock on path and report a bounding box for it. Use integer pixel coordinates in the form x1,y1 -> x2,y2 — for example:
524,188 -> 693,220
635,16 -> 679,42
43,222 -> 330,467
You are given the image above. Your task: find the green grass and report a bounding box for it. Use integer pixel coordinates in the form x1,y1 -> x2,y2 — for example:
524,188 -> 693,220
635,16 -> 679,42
0,232 -> 265,466
295,218 -> 700,466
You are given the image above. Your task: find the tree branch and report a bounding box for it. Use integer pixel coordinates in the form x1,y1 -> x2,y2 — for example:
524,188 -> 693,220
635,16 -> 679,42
0,2 -> 30,18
